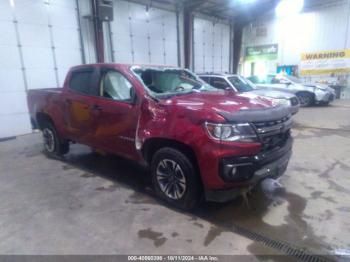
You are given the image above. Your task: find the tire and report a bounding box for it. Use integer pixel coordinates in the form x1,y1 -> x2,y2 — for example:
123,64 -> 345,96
297,92 -> 314,107
319,101 -> 330,106
151,147 -> 201,210
42,121 -> 69,156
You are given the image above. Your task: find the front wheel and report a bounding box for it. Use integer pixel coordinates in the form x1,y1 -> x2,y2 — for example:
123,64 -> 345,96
297,92 -> 314,107
151,148 -> 201,210
42,122 -> 69,156
319,101 -> 330,106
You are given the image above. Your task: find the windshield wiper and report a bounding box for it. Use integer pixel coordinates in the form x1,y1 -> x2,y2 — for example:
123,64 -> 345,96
156,90 -> 195,99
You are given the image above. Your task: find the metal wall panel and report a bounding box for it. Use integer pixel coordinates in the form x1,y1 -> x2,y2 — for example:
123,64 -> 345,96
110,0 -> 178,66
0,0 -> 31,138
193,17 -> 230,73
0,0 -> 83,138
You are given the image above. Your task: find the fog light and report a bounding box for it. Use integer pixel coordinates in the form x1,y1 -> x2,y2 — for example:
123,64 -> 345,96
222,165 -> 237,180
220,161 -> 254,182
231,167 -> 237,176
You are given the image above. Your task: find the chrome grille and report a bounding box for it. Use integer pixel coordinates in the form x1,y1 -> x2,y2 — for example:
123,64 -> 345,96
252,115 -> 292,152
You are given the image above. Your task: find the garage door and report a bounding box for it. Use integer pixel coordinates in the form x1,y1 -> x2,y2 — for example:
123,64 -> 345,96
0,0 -> 83,139
193,17 -> 230,73
109,0 -> 178,66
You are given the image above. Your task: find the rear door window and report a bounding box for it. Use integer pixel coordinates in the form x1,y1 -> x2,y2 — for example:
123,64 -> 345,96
69,70 -> 98,96
200,76 -> 210,84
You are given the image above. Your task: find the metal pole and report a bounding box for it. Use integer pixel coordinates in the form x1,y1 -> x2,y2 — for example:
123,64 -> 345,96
176,8 -> 181,67
9,0 -> 31,136
107,22 -> 115,62
45,1 -> 60,86
184,9 -> 193,70
92,0 -> 104,63
76,0 -> 86,64
229,21 -> 234,73
11,8 -> 28,92
232,23 -> 243,74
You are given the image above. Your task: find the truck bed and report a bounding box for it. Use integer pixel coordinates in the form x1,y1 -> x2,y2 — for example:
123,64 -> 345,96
27,88 -> 63,129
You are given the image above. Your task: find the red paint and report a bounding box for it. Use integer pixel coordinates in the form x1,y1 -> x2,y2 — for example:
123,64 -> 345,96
28,63 -> 284,191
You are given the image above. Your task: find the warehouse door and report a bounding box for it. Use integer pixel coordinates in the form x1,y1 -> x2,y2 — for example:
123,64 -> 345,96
108,0 -> 178,66
193,18 -> 230,73
0,0 -> 84,138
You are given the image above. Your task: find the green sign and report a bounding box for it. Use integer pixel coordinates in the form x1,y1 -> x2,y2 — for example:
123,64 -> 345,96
245,44 -> 278,61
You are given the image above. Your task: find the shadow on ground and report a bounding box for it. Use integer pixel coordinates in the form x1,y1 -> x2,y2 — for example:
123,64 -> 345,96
43,143 -> 332,257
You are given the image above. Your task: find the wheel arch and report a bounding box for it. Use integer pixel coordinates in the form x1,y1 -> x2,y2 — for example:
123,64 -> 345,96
35,112 -> 54,130
143,137 -> 204,207
142,138 -> 200,175
296,91 -> 315,99
295,91 -> 315,106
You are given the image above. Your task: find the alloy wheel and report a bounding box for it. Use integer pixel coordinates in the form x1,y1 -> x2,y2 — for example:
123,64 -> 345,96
298,95 -> 311,106
156,159 -> 187,200
43,128 -> 55,153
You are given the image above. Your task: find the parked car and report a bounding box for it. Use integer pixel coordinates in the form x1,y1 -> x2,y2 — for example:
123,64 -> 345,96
27,64 -> 293,210
248,74 -> 336,107
198,73 -> 299,115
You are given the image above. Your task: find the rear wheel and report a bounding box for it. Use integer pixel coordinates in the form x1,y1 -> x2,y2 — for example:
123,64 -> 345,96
151,147 -> 201,210
42,121 -> 69,156
297,92 -> 314,107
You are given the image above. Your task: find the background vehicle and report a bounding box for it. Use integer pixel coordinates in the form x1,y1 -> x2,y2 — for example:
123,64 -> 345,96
27,64 -> 293,210
248,74 -> 336,107
199,73 -> 299,115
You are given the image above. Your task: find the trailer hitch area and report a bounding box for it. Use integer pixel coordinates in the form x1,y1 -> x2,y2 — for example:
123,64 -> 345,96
240,178 -> 285,209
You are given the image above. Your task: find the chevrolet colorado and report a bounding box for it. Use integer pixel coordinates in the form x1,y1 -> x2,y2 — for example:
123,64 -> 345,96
27,64 -> 293,210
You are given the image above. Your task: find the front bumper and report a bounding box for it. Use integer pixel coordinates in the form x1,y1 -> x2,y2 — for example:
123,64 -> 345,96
205,137 -> 293,202
290,105 -> 299,115
289,97 -> 300,115
315,91 -> 335,103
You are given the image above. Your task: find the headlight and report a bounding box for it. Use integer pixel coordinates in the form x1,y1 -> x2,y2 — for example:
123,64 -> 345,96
272,98 -> 291,106
205,122 -> 258,142
315,86 -> 327,92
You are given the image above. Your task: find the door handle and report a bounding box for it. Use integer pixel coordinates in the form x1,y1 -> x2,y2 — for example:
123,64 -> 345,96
91,104 -> 102,111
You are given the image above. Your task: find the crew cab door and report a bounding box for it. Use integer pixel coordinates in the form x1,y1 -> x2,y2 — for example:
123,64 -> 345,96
62,67 -> 100,144
90,68 -> 140,159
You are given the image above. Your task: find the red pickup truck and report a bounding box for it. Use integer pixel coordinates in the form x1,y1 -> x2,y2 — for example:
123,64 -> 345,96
27,63 -> 293,209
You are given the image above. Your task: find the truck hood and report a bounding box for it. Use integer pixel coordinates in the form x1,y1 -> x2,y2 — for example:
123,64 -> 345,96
249,89 -> 295,99
163,91 -> 274,110
160,91 -> 290,122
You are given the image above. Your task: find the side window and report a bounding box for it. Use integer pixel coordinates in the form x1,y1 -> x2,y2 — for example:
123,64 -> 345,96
69,70 -> 96,95
200,76 -> 210,84
210,77 -> 230,90
101,71 -> 133,101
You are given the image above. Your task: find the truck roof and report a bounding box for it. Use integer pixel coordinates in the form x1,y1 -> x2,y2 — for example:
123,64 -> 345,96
70,63 -> 178,71
197,73 -> 238,78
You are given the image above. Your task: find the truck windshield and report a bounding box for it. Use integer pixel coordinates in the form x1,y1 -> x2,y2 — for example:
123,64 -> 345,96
228,76 -> 255,92
132,67 -> 216,98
